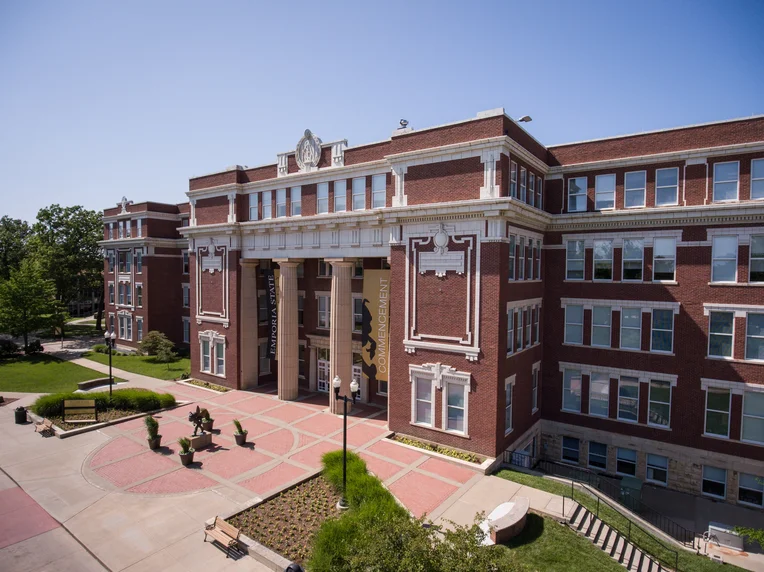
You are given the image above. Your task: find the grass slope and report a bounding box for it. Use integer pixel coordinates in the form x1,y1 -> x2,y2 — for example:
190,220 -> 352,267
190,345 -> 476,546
0,354 -> 107,393
82,352 -> 190,380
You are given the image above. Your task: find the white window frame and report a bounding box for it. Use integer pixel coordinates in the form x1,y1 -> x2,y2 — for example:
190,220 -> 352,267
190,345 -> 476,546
747,312 -> 764,361
317,182 -> 329,214
199,331 -> 226,377
568,176 -> 587,212
262,190 -> 272,219
595,173 -> 616,210
352,295 -> 363,333
372,174 -> 385,209
531,241 -> 538,280
713,161 -> 740,202
650,309 -> 674,354
591,306 -> 612,348
561,436 -> 580,464
515,309 -> 522,351
741,390 -> 764,445
708,311 -> 734,359
215,341 -> 225,376
646,454 -> 669,486
750,235 -> 764,283
506,310 -> 514,354
622,239 -> 644,282
352,177 -> 366,211
317,295 -> 331,329
593,240 -> 613,281
655,167 -> 679,206
533,304 -> 540,344
108,282 -> 115,305
562,369 -> 582,413
712,235 -> 738,283
701,466 -> 727,500
564,305 -> 584,345
136,317 -> 143,341
648,380 -> 671,428
537,177 -> 543,210
531,364 -> 540,412
183,251 -> 189,275
413,376 -> 435,428
617,377 -> 639,423
510,161 -> 518,198
518,237 -> 525,280
290,186 -> 301,216
137,218 -> 142,237
524,307 -> 531,348
182,318 -> 190,343
652,237 -> 676,282
536,239 -> 542,279
528,172 -> 536,207
624,170 -> 646,208
249,193 -> 258,220
566,240 -> 585,280
738,472 -> 764,508
135,251 -> 142,273
508,235 -> 515,280
334,180 -> 347,212
588,441 -> 608,470
135,284 -> 143,307
616,447 -> 637,477
520,167 -> 527,202
589,372 -> 610,418
182,285 -> 190,308
752,158 -> 764,200
504,376 -> 514,435
704,388 -> 730,438
276,189 -> 287,218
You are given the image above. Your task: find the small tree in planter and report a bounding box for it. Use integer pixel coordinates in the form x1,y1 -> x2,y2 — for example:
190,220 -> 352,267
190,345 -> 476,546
233,419 -> 248,446
145,415 -> 162,450
178,437 -> 195,466
200,408 -> 214,432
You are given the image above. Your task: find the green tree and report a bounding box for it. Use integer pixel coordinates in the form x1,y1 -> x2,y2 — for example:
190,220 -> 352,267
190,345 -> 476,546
29,205 -> 104,331
0,216 -> 32,281
140,330 -> 175,356
0,259 -> 64,351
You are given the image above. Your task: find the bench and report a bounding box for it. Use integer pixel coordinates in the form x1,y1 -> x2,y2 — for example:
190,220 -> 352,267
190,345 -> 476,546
204,516 -> 240,558
35,418 -> 55,436
63,400 -> 98,423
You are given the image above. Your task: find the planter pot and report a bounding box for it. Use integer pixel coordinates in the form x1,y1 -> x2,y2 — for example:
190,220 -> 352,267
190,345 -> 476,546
179,451 -> 195,466
201,420 -> 214,432
234,432 -> 247,446
147,436 -> 162,450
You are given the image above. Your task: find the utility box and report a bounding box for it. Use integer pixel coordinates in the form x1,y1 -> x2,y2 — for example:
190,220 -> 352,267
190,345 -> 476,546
708,522 -> 744,551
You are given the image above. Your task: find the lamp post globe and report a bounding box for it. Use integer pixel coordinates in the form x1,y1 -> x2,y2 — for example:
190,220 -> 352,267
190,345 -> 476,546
332,375 -> 341,393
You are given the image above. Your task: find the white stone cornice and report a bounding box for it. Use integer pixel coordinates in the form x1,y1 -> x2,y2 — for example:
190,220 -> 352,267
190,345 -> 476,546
102,212 -> 181,223
702,303 -> 764,318
98,237 -> 189,249
701,378 -> 763,395
561,297 -> 681,314
558,361 -> 678,385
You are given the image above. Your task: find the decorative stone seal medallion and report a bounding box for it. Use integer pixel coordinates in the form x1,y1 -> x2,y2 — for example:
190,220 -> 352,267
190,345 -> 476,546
295,129 -> 322,172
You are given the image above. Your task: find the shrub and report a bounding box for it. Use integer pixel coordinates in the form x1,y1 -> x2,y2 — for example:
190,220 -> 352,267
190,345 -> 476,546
25,340 -> 44,355
139,330 -> 173,356
0,339 -> 20,358
180,371 -> 190,380
31,388 -> 176,418
144,415 -> 160,439
91,343 -> 108,354
178,437 -> 193,454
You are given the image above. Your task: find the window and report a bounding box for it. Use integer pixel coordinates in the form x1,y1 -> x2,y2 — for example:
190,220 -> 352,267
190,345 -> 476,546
507,310 -> 514,353
415,378 -> 433,426
536,240 -> 542,279
276,189 -> 287,218
317,182 -> 329,214
136,318 -> 143,341
588,442 -> 607,470
562,436 -> 580,463
137,219 -> 142,237
290,187 -> 301,216
655,168 -> 678,206
118,283 -> 124,305
126,285 -> 132,305
181,218 -> 189,227
182,285 -> 190,308
653,237 -> 676,281
568,177 -> 587,212
531,241 -> 538,279
651,309 -> 674,353
505,380 -> 513,434
515,309 -> 522,351
565,305 -> 584,345
298,295 -> 304,326
593,240 -> 613,280
297,262 -> 304,278
372,174 -> 385,209
702,466 -> 727,499
183,251 -> 189,274
646,454 -> 668,485
705,389 -> 730,437
126,251 -> 132,273
649,380 -> 671,427
592,306 -> 611,347
518,238 -> 525,280
713,161 -> 739,202
108,283 -> 114,305
751,236 -> 764,282
562,369 -> 582,412
258,294 -> 268,323
739,473 -> 764,507
249,193 -> 258,220
109,315 -> 114,332
262,191 -> 272,219
618,377 -> 639,422
595,174 -> 615,210
444,382 -> 467,433
352,177 -> 366,210
533,304 -> 540,343
520,168 -> 527,201
524,307 -> 531,348
616,448 -> 637,476
126,316 -> 132,339
508,236 -> 515,280
537,178 -> 543,210
334,180 -> 347,212
742,391 -> 764,444
125,221 -> 131,238
118,316 -> 126,338
566,240 -> 585,280
625,171 -> 646,208
528,173 -> 535,207
215,341 -> 225,375
136,285 -> 143,307
532,367 -> 539,412
510,162 -> 517,197
623,239 -> 643,281
318,259 -> 332,277
201,340 -> 210,372
259,342 -> 270,374
318,295 -> 330,328
107,250 -> 114,273
353,297 -> 363,332
182,319 -> 190,343
752,159 -> 764,200
118,220 -> 124,239
353,260 -> 363,278
298,344 -> 306,378
708,312 -> 734,358
525,241 -> 532,279
589,372 -> 610,417
747,313 -> 764,360
109,222 -> 114,239
712,236 -> 738,282
135,251 -> 142,273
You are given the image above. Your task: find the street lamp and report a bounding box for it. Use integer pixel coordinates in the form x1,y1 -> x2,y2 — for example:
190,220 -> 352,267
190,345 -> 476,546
103,330 -> 117,400
333,375 -> 360,510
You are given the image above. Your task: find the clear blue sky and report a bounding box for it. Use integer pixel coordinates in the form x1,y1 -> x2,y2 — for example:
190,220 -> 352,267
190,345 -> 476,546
1,0 -> 762,222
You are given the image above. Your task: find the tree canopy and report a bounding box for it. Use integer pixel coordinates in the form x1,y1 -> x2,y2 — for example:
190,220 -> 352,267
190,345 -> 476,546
0,216 -> 31,281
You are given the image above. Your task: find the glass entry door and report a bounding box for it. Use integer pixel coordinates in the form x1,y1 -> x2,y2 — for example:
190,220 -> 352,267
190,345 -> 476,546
317,348 -> 330,393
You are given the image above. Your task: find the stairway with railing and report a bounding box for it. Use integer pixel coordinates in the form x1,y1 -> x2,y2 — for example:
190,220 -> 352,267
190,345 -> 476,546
502,450 -> 698,549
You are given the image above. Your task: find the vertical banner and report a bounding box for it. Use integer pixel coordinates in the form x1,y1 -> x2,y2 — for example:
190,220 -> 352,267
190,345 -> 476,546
361,269 -> 391,390
264,269 -> 278,358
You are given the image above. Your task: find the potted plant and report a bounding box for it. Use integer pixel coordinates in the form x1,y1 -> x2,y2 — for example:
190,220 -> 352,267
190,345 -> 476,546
145,415 -> 162,450
200,408 -> 214,432
178,437 -> 195,466
233,419 -> 248,446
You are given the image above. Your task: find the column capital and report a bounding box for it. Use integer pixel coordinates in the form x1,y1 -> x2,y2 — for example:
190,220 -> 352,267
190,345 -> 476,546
325,258 -> 356,267
239,259 -> 259,267
273,258 -> 304,266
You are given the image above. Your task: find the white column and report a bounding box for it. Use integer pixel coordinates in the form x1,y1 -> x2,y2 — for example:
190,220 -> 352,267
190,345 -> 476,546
328,259 -> 354,414
276,260 -> 300,401
240,260 -> 258,390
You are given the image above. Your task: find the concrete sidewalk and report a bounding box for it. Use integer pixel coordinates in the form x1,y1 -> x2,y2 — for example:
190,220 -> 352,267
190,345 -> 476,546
67,356 -> 175,392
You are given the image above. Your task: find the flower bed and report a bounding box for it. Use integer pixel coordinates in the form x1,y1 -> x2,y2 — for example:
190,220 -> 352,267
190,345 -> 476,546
47,409 -> 139,431
390,434 -> 483,463
227,476 -> 340,564
183,379 -> 230,392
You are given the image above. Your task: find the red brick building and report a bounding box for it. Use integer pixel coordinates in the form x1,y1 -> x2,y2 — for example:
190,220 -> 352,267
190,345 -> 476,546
102,109 -> 764,508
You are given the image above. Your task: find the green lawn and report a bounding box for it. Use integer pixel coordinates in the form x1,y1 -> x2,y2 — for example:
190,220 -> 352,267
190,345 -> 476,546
0,354 -> 108,393
82,352 -> 190,380
495,469 -> 743,572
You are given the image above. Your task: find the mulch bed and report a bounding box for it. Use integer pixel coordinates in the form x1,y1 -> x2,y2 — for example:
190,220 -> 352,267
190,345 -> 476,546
228,476 -> 340,563
0,397 -> 19,407
48,409 -> 140,431
182,379 -> 230,392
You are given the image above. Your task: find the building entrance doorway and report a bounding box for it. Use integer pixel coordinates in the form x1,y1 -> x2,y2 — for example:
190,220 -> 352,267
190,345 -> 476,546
317,348 -> 330,392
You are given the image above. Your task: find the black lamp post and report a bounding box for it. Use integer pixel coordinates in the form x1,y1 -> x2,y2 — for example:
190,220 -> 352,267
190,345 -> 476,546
104,330 -> 116,399
333,375 -> 359,510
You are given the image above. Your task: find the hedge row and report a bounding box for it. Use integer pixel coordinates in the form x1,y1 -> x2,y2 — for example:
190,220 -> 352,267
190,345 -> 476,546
31,388 -> 176,417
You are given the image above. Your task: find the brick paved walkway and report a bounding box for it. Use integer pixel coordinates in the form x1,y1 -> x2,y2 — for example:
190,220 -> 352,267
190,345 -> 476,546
83,383 -> 485,519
